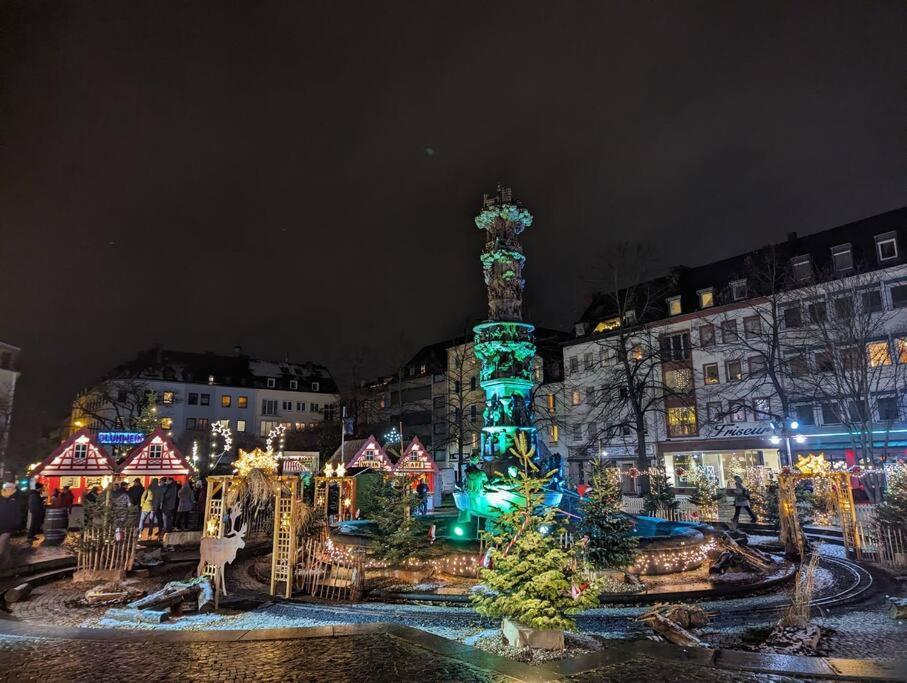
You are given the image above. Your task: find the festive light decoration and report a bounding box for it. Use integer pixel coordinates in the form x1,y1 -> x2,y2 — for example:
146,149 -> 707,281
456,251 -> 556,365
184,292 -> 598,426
335,462 -> 346,478
629,538 -> 718,575
210,422 -> 233,465
265,423 -> 287,455
324,463 -> 334,477
233,448 -> 277,477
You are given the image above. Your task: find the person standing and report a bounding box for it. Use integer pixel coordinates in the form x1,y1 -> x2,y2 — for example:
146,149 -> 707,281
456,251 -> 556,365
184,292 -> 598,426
127,479 -> 145,508
26,483 -> 45,541
176,480 -> 193,530
731,475 -> 757,525
161,477 -> 178,533
139,479 -> 158,539
150,477 -> 165,532
60,486 -> 74,515
0,483 -> 22,568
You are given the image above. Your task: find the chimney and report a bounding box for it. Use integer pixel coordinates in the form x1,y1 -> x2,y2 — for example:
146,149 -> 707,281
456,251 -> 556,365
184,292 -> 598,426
234,345 -> 242,357
787,231 -> 798,242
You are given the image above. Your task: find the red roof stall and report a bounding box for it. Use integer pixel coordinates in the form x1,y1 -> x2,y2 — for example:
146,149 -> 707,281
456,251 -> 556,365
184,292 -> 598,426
118,428 -> 195,487
32,429 -> 117,504
346,435 -> 393,471
395,437 -> 441,509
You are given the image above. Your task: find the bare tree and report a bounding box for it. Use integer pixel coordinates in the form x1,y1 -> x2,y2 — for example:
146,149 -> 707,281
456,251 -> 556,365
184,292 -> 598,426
437,337 -> 484,483
71,378 -> 159,433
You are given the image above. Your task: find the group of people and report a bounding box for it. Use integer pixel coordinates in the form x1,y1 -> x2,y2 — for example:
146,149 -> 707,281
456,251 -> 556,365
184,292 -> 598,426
136,477 -> 202,538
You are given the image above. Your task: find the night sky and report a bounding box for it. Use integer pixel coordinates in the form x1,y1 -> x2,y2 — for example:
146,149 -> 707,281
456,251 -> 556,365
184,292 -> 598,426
1,2 -> 905,466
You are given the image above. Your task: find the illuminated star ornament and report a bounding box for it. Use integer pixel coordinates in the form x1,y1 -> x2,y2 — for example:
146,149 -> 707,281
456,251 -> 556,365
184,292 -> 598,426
233,448 -> 278,477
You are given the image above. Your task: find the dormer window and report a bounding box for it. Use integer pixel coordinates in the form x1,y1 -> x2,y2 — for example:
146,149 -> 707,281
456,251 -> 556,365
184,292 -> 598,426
730,279 -> 747,301
311,382 -> 320,392
267,378 -> 276,388
73,443 -> 88,460
876,232 -> 898,262
791,255 -> 812,283
149,443 -> 163,459
698,288 -> 714,309
208,375 -> 215,385
593,317 -> 621,333
667,296 -> 682,316
831,244 -> 853,273
623,310 -> 637,325
289,380 -> 298,390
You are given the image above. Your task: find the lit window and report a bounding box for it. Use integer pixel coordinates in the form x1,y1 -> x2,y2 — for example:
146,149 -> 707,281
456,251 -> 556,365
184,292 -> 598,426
730,280 -> 747,301
73,443 -> 88,460
703,363 -> 720,384
149,443 -> 163,459
162,391 -> 175,406
667,406 -> 697,436
698,289 -> 714,309
791,255 -> 812,283
267,378 -> 276,388
726,360 -> 743,381
753,397 -> 771,419
312,382 -> 320,392
897,338 -> 907,363
160,417 -> 173,430
237,420 -> 247,432
730,403 -> 747,422
238,396 -> 248,409
667,296 -> 682,316
550,425 -> 559,443
208,375 -> 215,385
630,344 -> 644,360
221,395 -> 232,408
876,233 -> 898,262
593,317 -> 621,333
665,368 -> 692,392
867,341 -> 892,367
831,244 -> 853,273
571,390 -> 581,406
290,380 -> 298,390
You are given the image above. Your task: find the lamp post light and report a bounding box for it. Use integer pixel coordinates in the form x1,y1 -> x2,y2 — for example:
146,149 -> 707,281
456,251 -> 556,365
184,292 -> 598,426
770,418 -> 803,467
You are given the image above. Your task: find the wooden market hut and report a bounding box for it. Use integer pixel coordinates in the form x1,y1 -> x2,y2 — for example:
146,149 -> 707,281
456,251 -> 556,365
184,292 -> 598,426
32,429 -> 117,504
345,435 -> 393,471
118,428 -> 195,487
394,436 -> 441,509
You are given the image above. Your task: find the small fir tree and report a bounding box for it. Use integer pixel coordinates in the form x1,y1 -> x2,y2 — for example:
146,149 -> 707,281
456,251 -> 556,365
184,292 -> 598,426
686,465 -> 722,520
133,391 -> 160,434
471,433 -> 599,631
642,464 -> 677,516
877,463 -> 907,528
370,474 -> 429,565
579,463 -> 637,569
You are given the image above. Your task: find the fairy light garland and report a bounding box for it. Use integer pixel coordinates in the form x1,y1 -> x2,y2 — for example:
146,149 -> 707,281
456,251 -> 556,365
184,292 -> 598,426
210,421 -> 233,467
629,538 -> 718,575
265,423 -> 287,455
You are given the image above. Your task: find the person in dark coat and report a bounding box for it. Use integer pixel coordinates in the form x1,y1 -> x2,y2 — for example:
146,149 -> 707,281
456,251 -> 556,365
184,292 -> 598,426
149,477 -> 164,531
60,486 -> 75,514
127,479 -> 144,507
176,481 -> 194,530
161,477 -> 178,532
26,483 -> 45,541
83,486 -> 100,504
0,483 -> 21,568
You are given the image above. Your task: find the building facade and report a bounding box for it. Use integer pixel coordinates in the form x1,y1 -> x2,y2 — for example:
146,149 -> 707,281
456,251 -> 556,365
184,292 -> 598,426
562,207 -> 907,489
0,341 -> 21,475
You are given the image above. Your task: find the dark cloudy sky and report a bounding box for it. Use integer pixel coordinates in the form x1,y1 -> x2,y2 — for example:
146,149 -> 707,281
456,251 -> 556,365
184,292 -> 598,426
1,1 -> 905,465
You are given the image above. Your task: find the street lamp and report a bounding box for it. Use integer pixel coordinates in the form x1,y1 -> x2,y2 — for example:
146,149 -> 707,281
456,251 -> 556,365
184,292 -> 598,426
770,418 -> 803,466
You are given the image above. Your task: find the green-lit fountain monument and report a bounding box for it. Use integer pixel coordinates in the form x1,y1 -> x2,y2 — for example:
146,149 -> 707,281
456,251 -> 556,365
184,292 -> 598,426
454,186 -> 561,527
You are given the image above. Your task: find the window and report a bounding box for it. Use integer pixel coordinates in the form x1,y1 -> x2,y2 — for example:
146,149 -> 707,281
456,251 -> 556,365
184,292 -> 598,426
783,306 -> 802,328
569,356 -> 579,374
791,255 -> 812,283
698,288 -> 714,309
820,402 -> 841,425
312,382 -> 320,392
877,396 -> 899,421
238,396 -> 248,409
208,375 -> 215,385
666,368 -> 692,392
200,394 -> 210,406
433,373 -> 444,383
897,338 -> 907,363
289,380 -> 298,390
876,232 -> 898,262
725,359 -> 743,381
433,395 -> 445,410
237,420 -> 247,432
586,421 -> 598,440
262,399 -> 277,415
730,279 -> 747,301
624,310 -> 637,325
842,347 -> 860,371
706,402 -> 723,422
807,301 -> 827,323
793,403 -> 816,426
434,422 -> 446,435
730,403 -> 747,422
748,355 -> 766,377
149,443 -> 163,459
550,425 -> 559,443
585,387 -> 596,404
831,244 -> 853,273
408,366 -> 416,377
815,350 -> 833,372
630,344 -> 643,361
310,403 -> 321,412
583,352 -> 593,370
703,363 -> 720,384
699,324 -> 715,347
160,417 -> 173,430
188,393 -> 198,405
572,423 -> 583,441
73,443 -> 88,460
546,394 -> 556,411
282,400 -> 293,411
186,417 -> 197,430
891,285 -> 907,309
862,289 -> 883,313
662,333 -> 690,361
469,405 -> 477,423
789,355 -> 808,378
753,397 -> 771,420
667,406 -> 697,436
571,390 -> 581,406
833,296 -> 853,318
221,395 -> 232,408
867,340 -> 892,367
162,391 -> 174,405
740,316 -> 759,339
593,317 -> 621,333
295,401 -> 303,411
419,363 -> 427,374
721,320 -> 738,344
267,378 -> 276,388
667,296 -> 682,316
470,376 -> 477,391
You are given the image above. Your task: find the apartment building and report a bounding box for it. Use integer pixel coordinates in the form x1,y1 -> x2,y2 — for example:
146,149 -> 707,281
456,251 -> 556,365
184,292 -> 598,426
0,341 -> 21,472
563,207 -> 907,488
71,347 -> 340,450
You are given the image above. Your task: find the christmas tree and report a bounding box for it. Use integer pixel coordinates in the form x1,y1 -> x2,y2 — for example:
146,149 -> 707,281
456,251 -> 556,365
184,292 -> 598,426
370,474 -> 429,565
685,465 -> 722,520
471,433 -> 599,631
133,391 -> 160,434
579,462 -> 637,569
642,464 -> 677,516
877,463 -> 907,528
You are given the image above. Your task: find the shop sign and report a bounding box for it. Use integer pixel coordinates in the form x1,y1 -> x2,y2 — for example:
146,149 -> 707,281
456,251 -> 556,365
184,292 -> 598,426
98,431 -> 145,445
705,423 -> 772,439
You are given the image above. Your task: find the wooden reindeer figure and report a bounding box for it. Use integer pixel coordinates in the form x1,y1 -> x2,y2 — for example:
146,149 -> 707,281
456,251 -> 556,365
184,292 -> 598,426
197,505 -> 247,597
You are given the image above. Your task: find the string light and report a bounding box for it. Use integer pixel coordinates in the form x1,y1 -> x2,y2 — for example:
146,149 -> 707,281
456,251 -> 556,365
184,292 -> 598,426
265,424 -> 287,455
629,538 -> 718,575
233,448 -> 277,476
210,422 -> 233,466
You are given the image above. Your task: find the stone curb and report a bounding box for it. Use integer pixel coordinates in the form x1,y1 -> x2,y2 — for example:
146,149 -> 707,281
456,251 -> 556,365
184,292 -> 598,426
0,617 -> 903,681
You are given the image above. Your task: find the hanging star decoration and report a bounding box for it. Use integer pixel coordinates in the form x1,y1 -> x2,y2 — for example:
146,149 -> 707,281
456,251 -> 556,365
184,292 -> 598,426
233,448 -> 278,477
794,453 -> 830,476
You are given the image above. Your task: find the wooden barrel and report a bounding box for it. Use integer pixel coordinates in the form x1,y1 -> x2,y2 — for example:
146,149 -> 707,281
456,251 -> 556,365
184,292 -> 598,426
43,508 -> 68,545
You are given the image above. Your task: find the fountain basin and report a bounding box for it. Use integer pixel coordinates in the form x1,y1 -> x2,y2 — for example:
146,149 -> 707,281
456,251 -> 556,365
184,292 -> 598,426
627,514 -> 718,575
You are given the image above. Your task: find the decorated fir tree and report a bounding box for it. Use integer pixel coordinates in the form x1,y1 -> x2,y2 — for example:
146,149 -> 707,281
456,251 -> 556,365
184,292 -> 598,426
370,474 -> 429,565
685,465 -> 722,520
642,464 -> 677,516
579,462 -> 637,569
133,391 -> 160,434
471,433 -> 599,632
877,463 -> 907,528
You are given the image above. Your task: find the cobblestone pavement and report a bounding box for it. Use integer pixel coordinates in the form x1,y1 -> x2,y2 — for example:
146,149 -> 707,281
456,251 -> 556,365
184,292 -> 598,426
0,634 -> 513,683
566,657 -> 802,682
